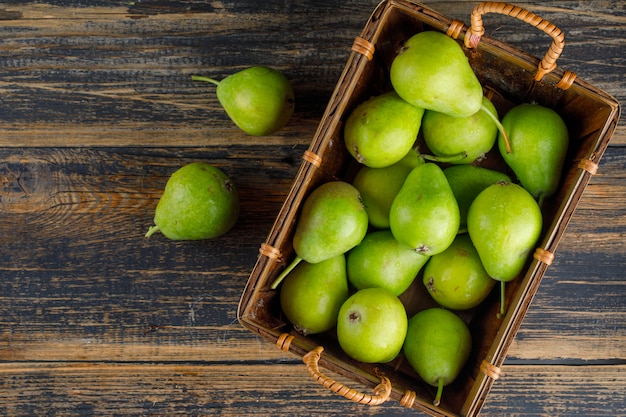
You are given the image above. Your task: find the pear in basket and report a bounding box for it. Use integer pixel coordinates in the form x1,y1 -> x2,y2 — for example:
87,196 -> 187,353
467,182 -> 542,317
270,181 -> 368,289
389,162 -> 460,256
403,308 -> 472,407
498,103 -> 569,206
344,91 -> 424,168
390,30 -> 483,118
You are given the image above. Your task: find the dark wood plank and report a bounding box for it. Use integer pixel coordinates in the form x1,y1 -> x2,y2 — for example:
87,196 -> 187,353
0,362 -> 623,416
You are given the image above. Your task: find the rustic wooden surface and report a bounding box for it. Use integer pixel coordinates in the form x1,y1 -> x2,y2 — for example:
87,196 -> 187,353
0,1 -> 624,416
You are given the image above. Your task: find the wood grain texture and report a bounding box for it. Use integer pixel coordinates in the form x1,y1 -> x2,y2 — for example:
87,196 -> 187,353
0,1 -> 624,416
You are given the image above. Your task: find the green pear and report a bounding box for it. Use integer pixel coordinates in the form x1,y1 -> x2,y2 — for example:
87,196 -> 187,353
467,182 -> 542,316
337,287 -> 408,363
390,31 -> 483,118
403,308 -> 472,406
347,230 -> 430,296
192,66 -> 295,136
443,165 -> 511,230
352,149 -> 424,228
498,103 -> 569,205
279,254 -> 349,336
270,181 -> 368,289
389,163 -> 460,255
145,162 -> 239,240
422,96 -> 500,164
423,234 -> 496,310
344,91 -> 424,168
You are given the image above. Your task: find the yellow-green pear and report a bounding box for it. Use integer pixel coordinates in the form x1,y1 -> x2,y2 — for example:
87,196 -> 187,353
344,91 -> 424,168
352,149 -> 424,228
403,308 -> 472,406
498,103 -> 569,205
145,162 -> 239,240
192,66 -> 295,136
389,163 -> 460,256
390,31 -> 483,117
467,182 -> 542,316
270,181 -> 368,289
443,165 -> 511,229
347,230 -> 430,296
280,254 -> 349,335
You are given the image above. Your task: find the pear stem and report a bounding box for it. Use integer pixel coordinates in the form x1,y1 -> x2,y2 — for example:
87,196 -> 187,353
433,378 -> 444,407
421,151 -> 468,163
497,280 -> 506,319
270,256 -> 303,289
191,75 -> 220,86
145,225 -> 160,238
480,104 -> 511,154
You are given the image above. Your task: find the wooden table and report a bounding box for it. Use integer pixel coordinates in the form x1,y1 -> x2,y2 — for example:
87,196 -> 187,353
0,1 -> 624,415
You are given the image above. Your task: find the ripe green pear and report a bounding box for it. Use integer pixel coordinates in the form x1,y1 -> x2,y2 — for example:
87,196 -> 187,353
390,31 -> 483,118
423,96 -> 499,164
443,165 -> 511,229
498,103 -> 569,204
402,307 -> 472,405
389,163 -> 460,255
423,234 -> 495,310
145,162 -> 239,240
352,149 -> 424,228
403,308 -> 472,406
279,254 -> 349,336
192,66 -> 295,136
337,287 -> 408,363
347,230 -> 430,296
270,181 -> 368,289
344,91 -> 424,168
467,182 -> 542,316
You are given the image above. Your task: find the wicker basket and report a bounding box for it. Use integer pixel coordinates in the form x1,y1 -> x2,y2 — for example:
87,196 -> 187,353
238,1 -> 621,416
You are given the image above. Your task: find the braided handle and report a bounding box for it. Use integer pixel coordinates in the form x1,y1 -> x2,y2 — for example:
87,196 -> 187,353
464,2 -> 565,81
302,346 -> 392,405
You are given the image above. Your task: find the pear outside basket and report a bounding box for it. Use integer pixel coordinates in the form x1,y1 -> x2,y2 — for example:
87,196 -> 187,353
237,1 -> 621,416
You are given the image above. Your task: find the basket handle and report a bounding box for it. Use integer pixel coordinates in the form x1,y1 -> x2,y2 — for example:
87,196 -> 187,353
302,346 -> 392,405
464,2 -> 565,81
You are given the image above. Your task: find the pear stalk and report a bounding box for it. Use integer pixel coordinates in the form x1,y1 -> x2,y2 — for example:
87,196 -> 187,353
480,104 -> 511,153
191,75 -> 220,86
433,377 -> 444,406
270,256 -> 303,289
145,225 -> 160,238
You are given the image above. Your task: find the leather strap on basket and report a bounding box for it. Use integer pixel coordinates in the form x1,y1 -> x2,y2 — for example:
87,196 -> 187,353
556,70 -> 577,90
352,36 -> 375,61
578,158 -> 599,175
464,2 -> 565,81
303,346 -> 392,405
480,359 -> 502,380
399,390 -> 417,408
533,247 -> 554,266
446,19 -> 465,39
259,242 -> 282,261
303,150 -> 323,168
276,333 -> 294,352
